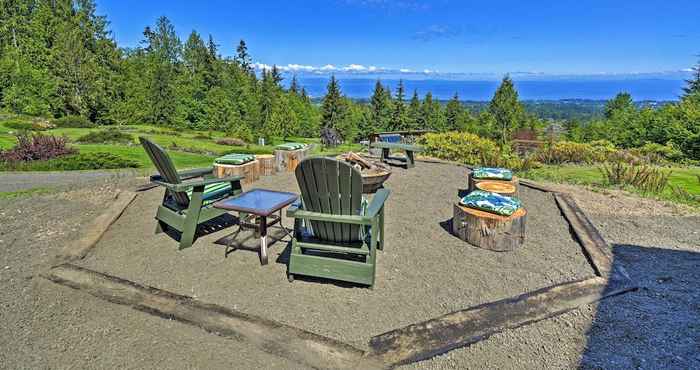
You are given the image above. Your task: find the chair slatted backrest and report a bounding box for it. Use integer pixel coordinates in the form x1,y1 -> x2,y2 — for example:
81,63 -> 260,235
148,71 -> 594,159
139,137 -> 190,206
295,157 -> 363,243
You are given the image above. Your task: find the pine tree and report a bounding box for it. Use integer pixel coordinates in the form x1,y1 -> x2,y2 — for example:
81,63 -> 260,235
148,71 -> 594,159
235,39 -> 253,74
488,75 -> 525,144
604,92 -> 635,118
683,57 -> 700,98
270,65 -> 283,85
420,92 -> 444,131
144,16 -> 181,125
390,79 -> 407,130
445,93 -> 464,131
370,79 -> 392,131
407,89 -> 421,130
289,75 -> 300,94
320,75 -> 354,140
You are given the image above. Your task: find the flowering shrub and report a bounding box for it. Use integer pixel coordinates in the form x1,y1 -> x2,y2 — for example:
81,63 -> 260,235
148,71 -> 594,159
535,140 -> 617,164
0,133 -> 75,162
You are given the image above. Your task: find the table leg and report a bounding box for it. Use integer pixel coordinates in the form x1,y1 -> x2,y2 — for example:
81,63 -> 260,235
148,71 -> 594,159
259,215 -> 268,265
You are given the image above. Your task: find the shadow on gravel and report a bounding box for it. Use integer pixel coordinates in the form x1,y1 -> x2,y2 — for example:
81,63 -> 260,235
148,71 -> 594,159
580,244 -> 700,369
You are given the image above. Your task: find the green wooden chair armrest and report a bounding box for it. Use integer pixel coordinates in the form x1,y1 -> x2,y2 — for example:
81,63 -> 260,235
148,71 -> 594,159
287,207 -> 370,225
172,175 -> 244,192
364,188 -> 390,219
177,167 -> 214,180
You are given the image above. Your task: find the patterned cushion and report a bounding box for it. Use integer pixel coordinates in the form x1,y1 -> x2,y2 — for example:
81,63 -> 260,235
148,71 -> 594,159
460,190 -> 522,216
186,182 -> 232,205
214,153 -> 255,165
472,167 -> 513,181
276,142 -> 306,151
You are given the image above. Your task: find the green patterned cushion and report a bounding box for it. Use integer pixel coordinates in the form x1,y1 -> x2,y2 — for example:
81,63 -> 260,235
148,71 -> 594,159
472,167 -> 513,181
214,153 -> 255,165
460,190 -> 522,216
276,142 -> 306,151
186,182 -> 232,205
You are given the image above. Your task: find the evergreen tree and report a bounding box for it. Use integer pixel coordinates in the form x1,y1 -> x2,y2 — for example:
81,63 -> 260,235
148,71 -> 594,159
488,75 -> 526,143
604,92 -> 635,118
390,79 -> 407,130
289,75 -> 300,94
369,80 -> 392,131
683,56 -> 700,98
320,75 -> 352,140
407,89 -> 421,129
235,39 -> 253,74
144,16 -> 181,125
420,92 -> 444,131
445,93 -> 464,131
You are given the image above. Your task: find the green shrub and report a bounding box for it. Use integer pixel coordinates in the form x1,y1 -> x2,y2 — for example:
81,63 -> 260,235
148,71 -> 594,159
216,137 -> 246,146
600,161 -> 672,194
3,118 -> 53,131
418,132 -> 500,164
417,131 -> 539,171
629,142 -> 684,164
76,129 -> 134,144
52,115 -> 95,128
536,140 -> 617,164
0,152 -> 140,171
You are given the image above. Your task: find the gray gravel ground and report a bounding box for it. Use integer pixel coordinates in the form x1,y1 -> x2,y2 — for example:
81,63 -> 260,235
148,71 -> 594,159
78,162 -> 594,349
0,162 -> 698,369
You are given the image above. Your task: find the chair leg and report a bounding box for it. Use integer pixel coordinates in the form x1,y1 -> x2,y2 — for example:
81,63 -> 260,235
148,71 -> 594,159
378,207 -> 385,251
155,220 -> 167,234
180,186 -> 204,250
369,218 -> 378,288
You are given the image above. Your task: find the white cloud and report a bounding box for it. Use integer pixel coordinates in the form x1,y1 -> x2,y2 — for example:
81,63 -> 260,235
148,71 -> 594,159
320,64 -> 337,70
344,64 -> 367,71
681,68 -> 694,72
399,68 -> 413,73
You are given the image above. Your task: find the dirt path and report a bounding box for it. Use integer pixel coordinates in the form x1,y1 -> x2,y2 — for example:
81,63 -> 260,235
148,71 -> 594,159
0,169 -> 139,192
0,164 -> 698,369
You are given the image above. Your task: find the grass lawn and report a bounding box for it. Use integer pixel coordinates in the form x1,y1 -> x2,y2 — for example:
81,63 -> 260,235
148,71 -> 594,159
0,120 -> 362,171
522,164 -> 700,206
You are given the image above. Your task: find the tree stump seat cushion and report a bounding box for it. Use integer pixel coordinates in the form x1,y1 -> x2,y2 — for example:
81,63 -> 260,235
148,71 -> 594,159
214,153 -> 256,165
472,167 -> 514,181
460,190 -> 522,216
275,142 -> 306,151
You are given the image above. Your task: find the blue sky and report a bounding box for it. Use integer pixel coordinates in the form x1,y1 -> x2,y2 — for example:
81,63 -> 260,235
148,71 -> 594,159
97,0 -> 700,77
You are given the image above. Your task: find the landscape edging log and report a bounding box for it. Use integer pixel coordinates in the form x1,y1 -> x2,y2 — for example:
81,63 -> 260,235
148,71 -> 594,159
55,190 -> 137,263
554,193 -> 632,283
43,263 -> 387,370
368,277 -> 636,366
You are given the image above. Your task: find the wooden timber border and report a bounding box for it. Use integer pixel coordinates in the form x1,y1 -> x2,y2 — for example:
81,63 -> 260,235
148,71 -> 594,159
43,158 -> 637,369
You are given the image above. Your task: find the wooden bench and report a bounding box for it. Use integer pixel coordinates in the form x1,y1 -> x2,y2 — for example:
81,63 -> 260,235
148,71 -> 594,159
369,142 -> 424,168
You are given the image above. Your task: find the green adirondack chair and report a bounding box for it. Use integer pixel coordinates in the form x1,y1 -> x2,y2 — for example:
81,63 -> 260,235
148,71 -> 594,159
140,137 -> 244,249
286,157 -> 390,287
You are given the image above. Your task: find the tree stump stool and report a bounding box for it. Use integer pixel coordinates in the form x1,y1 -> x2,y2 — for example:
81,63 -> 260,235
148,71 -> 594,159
474,180 -> 519,197
452,204 -> 526,252
255,154 -> 276,176
274,147 -> 309,172
214,160 -> 259,185
469,174 -> 519,194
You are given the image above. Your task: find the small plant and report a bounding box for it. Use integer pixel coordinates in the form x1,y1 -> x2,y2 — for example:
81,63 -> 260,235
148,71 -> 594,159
52,115 -> 95,128
535,140 -> 616,165
670,185 -> 699,204
0,133 -> 75,162
600,161 -> 672,194
216,137 -> 246,146
0,152 -> 140,171
628,142 -> 684,164
76,129 -> 134,144
3,118 -> 50,131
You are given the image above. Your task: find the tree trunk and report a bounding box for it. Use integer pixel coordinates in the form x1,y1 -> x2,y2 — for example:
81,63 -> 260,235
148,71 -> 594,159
452,204 -> 526,252
214,160 -> 259,185
473,180 -> 518,197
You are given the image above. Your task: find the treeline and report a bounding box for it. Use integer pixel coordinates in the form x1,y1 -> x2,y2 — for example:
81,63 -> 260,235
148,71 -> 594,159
320,75 -> 543,144
565,85 -> 700,159
0,1 -> 319,141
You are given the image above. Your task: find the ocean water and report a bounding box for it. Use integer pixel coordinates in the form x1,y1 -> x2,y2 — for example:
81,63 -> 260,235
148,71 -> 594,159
291,77 -> 686,101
